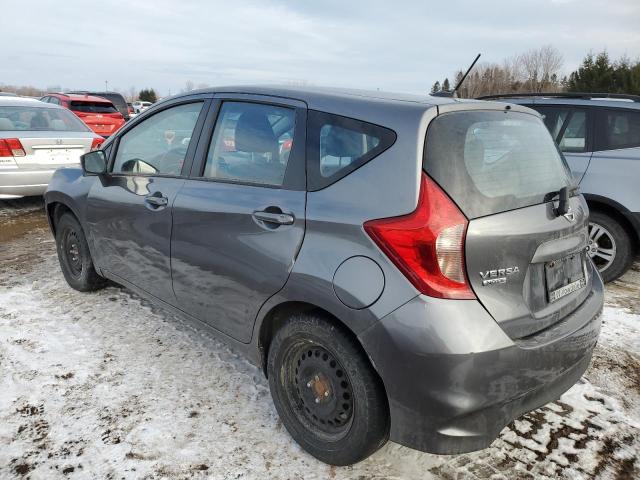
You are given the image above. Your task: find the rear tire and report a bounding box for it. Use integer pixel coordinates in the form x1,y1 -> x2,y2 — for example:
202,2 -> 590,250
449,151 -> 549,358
588,211 -> 634,283
267,313 -> 389,466
55,213 -> 105,292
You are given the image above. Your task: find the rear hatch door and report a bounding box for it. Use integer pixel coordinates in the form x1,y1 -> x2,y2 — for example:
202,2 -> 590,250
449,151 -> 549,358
425,103 -> 594,339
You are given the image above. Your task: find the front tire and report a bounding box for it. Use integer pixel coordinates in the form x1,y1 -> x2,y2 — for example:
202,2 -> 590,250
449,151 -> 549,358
267,313 -> 389,466
588,211 -> 634,283
55,213 -> 105,292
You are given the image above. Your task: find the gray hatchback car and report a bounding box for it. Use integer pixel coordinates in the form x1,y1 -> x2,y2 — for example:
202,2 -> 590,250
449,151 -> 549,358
44,86 -> 604,465
481,92 -> 640,282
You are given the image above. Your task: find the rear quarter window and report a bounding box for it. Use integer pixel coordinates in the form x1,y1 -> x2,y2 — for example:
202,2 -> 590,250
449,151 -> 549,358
306,110 -> 396,191
424,110 -> 572,219
595,108 -> 640,150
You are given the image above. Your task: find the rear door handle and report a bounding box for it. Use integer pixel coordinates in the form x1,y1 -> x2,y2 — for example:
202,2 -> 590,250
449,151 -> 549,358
145,194 -> 168,207
253,210 -> 295,225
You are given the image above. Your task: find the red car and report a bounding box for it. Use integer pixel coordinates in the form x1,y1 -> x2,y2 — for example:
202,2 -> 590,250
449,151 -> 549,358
40,93 -> 125,137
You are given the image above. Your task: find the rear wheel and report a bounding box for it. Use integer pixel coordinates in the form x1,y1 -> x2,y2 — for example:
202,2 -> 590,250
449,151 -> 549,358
55,213 -> 105,291
267,313 -> 389,466
588,211 -> 634,283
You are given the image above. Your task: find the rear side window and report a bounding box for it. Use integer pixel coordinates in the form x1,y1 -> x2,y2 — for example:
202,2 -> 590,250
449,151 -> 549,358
203,101 -> 296,187
596,109 -> 640,150
307,110 -> 396,191
424,110 -> 572,219
70,101 -> 118,114
536,106 -> 588,153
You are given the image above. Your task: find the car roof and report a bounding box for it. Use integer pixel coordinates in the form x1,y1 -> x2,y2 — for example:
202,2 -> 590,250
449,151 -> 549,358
160,85 -> 522,126
49,93 -> 115,103
478,93 -> 640,110
0,97 -> 65,108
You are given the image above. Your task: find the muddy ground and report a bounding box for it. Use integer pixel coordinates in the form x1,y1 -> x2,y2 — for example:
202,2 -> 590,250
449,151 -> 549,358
0,197 -> 638,479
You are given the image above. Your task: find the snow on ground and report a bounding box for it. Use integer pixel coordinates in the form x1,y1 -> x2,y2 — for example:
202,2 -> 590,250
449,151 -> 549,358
0,199 -> 638,479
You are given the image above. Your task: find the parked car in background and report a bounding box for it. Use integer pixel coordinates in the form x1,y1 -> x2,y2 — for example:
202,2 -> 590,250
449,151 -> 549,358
45,86 -> 603,465
41,93 -> 125,138
0,96 -> 102,198
481,92 -> 640,282
67,91 -> 130,121
132,100 -> 152,114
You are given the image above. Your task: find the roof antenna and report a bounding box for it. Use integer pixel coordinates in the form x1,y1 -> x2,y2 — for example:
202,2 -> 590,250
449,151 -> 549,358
432,53 -> 481,98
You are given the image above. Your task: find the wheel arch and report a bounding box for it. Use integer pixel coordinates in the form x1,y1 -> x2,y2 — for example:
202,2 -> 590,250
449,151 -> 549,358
256,301 -> 383,387
584,193 -> 639,248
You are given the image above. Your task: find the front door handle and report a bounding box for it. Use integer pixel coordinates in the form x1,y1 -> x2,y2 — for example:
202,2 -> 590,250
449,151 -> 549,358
253,210 -> 295,225
145,193 -> 168,208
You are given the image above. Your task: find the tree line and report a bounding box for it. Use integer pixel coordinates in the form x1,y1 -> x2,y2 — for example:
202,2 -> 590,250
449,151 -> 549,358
431,46 -> 640,98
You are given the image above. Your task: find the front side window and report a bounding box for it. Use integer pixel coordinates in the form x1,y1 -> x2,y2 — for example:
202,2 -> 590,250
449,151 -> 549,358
536,106 -> 588,152
112,102 -> 203,175
599,109 -> 640,150
424,110 -> 572,219
202,102 -> 296,187
307,110 -> 396,190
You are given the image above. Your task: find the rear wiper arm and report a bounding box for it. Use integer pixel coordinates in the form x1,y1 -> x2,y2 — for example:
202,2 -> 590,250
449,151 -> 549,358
545,185 -> 579,216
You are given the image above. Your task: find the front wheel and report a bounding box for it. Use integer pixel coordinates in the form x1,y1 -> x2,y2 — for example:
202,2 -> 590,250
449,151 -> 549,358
267,313 -> 389,466
588,211 -> 634,283
55,213 -> 105,291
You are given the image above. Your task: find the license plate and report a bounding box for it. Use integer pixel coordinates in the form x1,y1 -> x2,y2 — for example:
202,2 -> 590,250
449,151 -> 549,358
545,253 -> 586,303
35,148 -> 82,164
549,277 -> 586,302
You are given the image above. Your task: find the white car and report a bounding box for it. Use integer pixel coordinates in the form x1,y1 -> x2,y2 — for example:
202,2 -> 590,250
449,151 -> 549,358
0,97 -> 102,198
132,101 -> 152,114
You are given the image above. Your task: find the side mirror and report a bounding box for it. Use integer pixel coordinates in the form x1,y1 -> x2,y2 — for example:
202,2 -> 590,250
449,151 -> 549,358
81,150 -> 107,175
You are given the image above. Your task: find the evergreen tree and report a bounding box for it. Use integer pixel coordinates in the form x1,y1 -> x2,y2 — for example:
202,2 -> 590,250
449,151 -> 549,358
430,81 -> 441,94
139,88 -> 158,103
442,78 -> 451,92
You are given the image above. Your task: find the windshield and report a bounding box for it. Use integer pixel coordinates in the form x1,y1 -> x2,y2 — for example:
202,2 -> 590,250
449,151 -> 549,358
0,105 -> 90,132
70,101 -> 118,114
424,110 -> 572,219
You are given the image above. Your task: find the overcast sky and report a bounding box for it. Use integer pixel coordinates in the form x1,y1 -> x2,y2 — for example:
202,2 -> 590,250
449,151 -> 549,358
1,0 -> 639,96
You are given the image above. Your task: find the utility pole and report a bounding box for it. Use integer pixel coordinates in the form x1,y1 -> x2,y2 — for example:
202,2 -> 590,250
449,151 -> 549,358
105,80 -> 109,91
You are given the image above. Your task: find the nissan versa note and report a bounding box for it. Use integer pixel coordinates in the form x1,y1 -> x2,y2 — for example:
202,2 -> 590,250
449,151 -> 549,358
44,86 -> 604,466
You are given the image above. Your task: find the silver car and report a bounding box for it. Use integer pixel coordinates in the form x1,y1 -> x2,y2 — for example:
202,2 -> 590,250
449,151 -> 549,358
0,97 -> 101,198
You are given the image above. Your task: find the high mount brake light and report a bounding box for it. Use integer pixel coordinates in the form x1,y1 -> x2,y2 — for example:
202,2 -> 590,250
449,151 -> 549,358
364,172 -> 476,300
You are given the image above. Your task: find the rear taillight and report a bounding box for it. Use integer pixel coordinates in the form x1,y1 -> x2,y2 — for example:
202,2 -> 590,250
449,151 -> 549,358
364,172 -> 475,300
91,137 -> 105,150
0,138 -> 26,157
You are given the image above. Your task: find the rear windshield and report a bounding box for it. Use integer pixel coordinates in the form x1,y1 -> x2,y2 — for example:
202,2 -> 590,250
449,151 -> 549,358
70,101 -> 118,114
0,105 -> 90,132
424,110 -> 572,219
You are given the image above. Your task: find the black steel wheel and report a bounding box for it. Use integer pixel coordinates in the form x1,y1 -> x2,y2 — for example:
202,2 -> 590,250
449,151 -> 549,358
55,212 -> 105,292
267,313 -> 389,466
286,343 -> 354,439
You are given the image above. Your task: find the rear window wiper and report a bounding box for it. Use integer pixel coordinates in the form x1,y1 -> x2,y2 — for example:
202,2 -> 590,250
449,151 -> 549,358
544,185 -> 579,216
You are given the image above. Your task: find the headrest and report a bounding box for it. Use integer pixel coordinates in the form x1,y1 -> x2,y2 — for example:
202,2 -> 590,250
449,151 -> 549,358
51,119 -> 66,131
234,112 -> 276,153
323,125 -> 365,158
0,118 -> 15,130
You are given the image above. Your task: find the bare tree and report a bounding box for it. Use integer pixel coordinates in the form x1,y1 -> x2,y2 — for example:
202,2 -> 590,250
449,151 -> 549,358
183,80 -> 195,93
451,45 -> 564,98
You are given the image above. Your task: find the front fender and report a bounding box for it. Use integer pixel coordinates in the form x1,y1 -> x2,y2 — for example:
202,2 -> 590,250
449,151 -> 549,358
44,167 -> 98,256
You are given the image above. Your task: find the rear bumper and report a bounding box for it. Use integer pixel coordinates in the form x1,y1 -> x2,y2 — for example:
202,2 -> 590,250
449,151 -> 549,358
0,167 -> 67,198
359,271 -> 604,454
